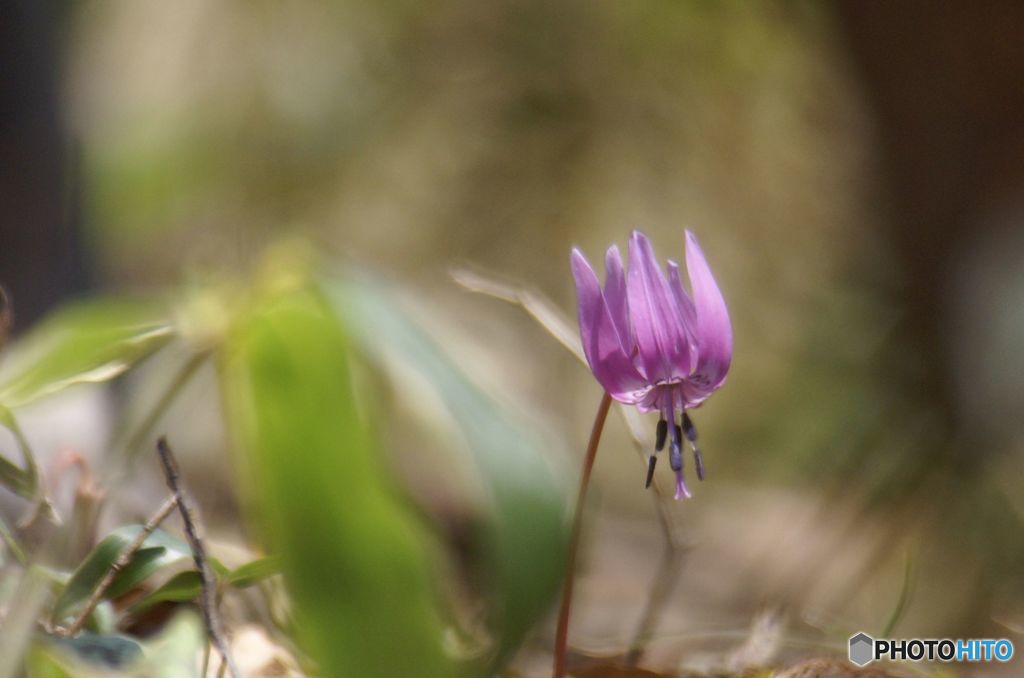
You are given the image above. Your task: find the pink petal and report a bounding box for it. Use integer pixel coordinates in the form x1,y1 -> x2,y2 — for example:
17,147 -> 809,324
680,382 -> 715,409
603,245 -> 633,353
571,249 -> 648,402
684,231 -> 732,395
626,231 -> 693,383
667,260 -> 698,355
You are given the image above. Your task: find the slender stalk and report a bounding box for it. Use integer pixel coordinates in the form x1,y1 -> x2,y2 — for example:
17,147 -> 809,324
553,391 -> 613,678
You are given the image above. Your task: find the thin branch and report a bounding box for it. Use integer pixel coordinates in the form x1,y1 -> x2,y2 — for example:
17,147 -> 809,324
156,436 -> 240,678
553,391 -> 613,678
61,495 -> 178,637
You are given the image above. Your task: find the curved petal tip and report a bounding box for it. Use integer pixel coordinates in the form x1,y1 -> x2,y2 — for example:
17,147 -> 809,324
685,231 -> 732,393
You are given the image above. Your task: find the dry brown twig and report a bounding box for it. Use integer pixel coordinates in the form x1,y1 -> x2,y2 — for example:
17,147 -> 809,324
157,436 -> 240,678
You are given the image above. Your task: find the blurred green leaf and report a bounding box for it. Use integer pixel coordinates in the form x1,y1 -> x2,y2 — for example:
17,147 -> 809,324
127,570 -> 202,617
0,299 -> 172,408
331,277 -> 570,669
207,556 -> 230,578
25,644 -> 73,678
227,555 -> 283,588
32,565 -> 72,587
0,447 -> 33,497
0,404 -> 37,498
223,287 -> 459,678
53,527 -> 191,622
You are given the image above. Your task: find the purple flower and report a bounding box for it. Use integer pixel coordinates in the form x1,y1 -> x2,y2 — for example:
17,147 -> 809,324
571,230 -> 732,499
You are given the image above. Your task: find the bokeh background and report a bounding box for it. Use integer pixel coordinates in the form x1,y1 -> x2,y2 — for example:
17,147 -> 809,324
4,0 -> 1024,673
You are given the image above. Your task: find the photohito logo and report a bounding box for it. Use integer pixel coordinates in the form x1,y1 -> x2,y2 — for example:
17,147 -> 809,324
848,632 -> 1014,666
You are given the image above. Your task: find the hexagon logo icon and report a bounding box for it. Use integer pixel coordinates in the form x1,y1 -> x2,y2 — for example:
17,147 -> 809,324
849,632 -> 875,667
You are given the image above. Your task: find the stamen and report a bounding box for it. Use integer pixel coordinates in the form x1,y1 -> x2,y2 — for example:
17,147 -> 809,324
682,412 -> 705,481
655,418 -> 668,451
681,412 -> 697,442
669,424 -> 683,473
670,421 -> 690,498
647,417 -> 668,489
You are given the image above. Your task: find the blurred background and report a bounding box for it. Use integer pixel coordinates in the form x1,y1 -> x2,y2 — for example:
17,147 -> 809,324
4,0 -> 1024,673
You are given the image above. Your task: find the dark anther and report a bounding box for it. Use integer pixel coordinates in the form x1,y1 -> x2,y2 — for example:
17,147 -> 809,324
655,418 -> 668,451
682,413 -> 704,480
682,412 -> 697,442
645,455 -> 657,488
669,441 -> 682,473
669,424 -> 683,473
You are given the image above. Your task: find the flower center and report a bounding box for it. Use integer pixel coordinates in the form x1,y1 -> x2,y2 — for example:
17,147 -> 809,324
644,411 -> 706,492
